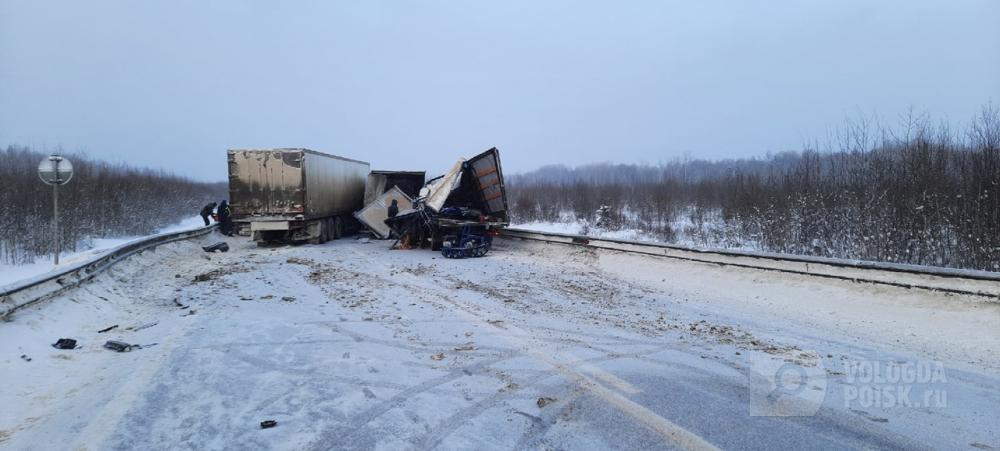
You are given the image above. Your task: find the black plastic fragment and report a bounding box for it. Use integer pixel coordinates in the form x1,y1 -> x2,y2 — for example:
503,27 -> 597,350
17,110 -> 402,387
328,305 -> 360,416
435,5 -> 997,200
103,340 -> 133,352
52,338 -> 77,349
260,420 -> 277,429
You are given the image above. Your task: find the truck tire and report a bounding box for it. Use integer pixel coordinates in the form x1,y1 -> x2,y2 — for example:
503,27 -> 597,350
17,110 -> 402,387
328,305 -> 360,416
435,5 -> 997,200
310,220 -> 326,245
333,217 -> 343,240
320,219 -> 330,244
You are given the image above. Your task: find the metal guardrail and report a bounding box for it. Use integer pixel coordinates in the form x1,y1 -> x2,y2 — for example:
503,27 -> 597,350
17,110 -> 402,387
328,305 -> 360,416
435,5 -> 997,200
501,228 -> 1000,299
0,225 -> 218,318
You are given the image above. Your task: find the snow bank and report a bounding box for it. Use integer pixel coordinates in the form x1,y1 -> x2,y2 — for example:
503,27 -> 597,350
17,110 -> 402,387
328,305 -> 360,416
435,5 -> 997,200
0,216 -> 207,290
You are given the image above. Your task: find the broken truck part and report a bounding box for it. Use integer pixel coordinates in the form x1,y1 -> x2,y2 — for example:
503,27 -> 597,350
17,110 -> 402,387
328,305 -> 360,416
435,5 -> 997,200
52,338 -> 77,350
227,148 -> 369,245
354,185 -> 414,239
384,147 -> 508,251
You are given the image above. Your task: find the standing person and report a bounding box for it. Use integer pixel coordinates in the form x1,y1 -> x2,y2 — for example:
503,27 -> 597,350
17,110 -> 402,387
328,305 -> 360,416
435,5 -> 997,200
199,202 -> 217,226
387,199 -> 399,219
218,200 -> 234,236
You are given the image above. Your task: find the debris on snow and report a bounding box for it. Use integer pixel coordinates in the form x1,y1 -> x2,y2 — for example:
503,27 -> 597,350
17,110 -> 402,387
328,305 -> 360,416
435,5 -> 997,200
20,354 -> 31,362
260,420 -> 277,429
202,242 -> 230,253
103,340 -> 134,352
536,397 -> 557,408
430,353 -> 445,360
128,322 -> 158,332
52,338 -> 77,350
98,325 -> 118,333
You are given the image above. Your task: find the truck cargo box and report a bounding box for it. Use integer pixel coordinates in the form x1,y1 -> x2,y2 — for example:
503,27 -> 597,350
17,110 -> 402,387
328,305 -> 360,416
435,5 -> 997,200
227,148 -> 370,243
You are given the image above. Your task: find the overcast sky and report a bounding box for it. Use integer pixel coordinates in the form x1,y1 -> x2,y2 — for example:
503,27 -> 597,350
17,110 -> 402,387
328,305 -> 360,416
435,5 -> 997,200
1,1 -> 998,181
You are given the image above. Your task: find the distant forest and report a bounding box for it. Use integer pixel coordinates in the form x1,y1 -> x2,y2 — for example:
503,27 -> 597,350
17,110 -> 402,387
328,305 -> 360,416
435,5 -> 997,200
0,146 -> 227,264
508,105 -> 1000,271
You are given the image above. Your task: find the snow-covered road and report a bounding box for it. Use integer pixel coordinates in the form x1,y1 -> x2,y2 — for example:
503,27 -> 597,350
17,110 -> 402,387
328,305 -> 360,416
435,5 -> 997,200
1,234 -> 998,450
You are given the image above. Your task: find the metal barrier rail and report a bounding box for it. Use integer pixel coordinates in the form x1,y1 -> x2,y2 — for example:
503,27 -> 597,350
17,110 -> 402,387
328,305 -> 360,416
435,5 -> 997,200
0,225 -> 218,318
501,228 -> 1000,299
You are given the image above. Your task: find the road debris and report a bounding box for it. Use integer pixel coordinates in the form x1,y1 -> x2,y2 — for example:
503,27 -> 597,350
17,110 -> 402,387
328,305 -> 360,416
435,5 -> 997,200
98,325 -> 119,333
453,343 -> 477,351
20,354 -> 31,362
102,341 -> 157,352
281,296 -> 295,302
430,353 -> 445,360
260,420 -> 277,429
52,338 -> 77,350
104,340 -> 134,352
202,242 -> 230,253
536,397 -> 557,408
128,322 -> 158,332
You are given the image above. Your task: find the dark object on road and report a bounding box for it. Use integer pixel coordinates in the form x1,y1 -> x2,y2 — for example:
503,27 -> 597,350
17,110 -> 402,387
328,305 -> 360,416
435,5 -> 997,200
537,397 -> 556,408
260,420 -> 277,429
98,325 -> 118,333
202,242 -> 230,253
129,322 -> 158,332
103,340 -> 134,352
20,354 -> 31,362
52,338 -> 77,350
200,202 -> 217,226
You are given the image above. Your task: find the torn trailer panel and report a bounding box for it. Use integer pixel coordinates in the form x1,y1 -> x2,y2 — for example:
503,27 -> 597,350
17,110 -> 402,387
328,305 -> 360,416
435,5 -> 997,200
385,147 -> 509,250
354,185 -> 413,239
466,148 -> 508,217
363,171 -> 425,205
420,147 -> 508,221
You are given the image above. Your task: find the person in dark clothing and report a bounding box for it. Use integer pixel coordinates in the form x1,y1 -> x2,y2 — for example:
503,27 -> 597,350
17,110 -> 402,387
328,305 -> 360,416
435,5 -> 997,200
218,200 -> 234,236
199,202 -> 217,226
387,199 -> 399,219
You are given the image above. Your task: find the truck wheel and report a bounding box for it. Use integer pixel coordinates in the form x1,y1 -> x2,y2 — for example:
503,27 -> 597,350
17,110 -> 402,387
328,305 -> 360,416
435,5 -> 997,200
310,221 -> 325,245
333,217 -> 343,240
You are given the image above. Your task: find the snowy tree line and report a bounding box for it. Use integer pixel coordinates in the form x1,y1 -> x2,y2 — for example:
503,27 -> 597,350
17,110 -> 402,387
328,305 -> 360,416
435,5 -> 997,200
509,105 -> 1000,271
0,146 -> 227,264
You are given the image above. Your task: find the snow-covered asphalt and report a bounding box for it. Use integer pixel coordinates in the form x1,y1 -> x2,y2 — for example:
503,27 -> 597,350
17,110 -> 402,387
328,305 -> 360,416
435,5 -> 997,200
2,233 -> 998,450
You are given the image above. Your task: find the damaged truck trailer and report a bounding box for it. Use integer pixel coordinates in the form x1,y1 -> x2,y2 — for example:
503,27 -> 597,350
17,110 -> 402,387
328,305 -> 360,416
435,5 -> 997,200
228,148 -> 369,244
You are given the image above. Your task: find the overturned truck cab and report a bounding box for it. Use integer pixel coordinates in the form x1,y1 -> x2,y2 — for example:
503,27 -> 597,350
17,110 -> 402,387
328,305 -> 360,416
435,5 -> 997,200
384,147 -> 509,255
228,148 -> 369,245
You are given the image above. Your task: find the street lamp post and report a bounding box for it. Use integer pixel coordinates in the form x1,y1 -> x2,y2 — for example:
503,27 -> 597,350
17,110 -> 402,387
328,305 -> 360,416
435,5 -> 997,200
37,155 -> 74,265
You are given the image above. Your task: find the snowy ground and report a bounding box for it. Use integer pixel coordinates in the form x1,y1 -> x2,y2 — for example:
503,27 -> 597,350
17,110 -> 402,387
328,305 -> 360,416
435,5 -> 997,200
1,233 -> 998,450
0,216 -> 207,290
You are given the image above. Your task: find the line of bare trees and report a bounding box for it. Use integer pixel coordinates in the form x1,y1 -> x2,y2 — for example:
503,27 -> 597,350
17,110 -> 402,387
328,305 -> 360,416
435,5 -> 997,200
0,145 -> 227,265
509,105 -> 1000,271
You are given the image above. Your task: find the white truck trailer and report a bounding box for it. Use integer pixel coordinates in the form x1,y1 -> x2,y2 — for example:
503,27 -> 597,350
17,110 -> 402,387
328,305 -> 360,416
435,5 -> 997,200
227,148 -> 369,244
